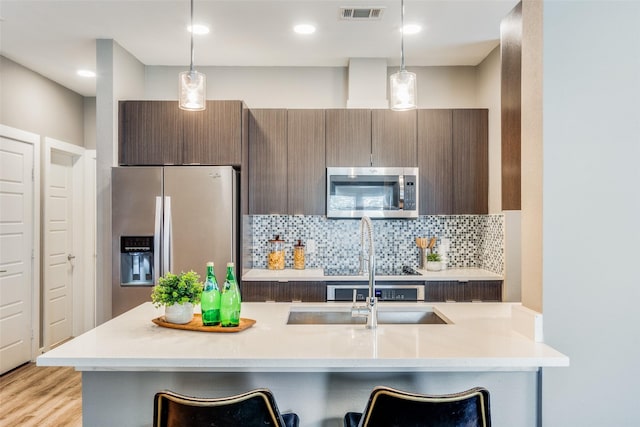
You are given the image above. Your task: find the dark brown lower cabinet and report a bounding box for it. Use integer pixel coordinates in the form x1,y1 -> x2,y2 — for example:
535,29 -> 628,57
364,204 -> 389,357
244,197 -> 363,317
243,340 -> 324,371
241,281 -> 326,302
424,280 -> 502,302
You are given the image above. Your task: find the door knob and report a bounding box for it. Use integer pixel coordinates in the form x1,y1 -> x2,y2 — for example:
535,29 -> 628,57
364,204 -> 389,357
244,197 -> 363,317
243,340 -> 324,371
67,254 -> 76,261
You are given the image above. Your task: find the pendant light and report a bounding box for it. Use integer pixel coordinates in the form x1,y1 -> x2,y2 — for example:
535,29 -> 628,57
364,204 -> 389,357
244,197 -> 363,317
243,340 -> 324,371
178,0 -> 206,111
389,0 -> 417,111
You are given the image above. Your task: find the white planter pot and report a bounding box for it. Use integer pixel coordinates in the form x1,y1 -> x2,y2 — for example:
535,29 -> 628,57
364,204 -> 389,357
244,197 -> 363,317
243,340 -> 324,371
164,302 -> 194,324
426,261 -> 442,272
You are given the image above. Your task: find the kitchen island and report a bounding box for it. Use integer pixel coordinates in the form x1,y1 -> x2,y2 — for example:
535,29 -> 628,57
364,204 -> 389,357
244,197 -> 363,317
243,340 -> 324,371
37,302 -> 568,427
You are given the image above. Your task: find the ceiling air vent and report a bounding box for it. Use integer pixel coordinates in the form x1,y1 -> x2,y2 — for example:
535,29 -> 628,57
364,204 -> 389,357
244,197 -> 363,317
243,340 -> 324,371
339,7 -> 385,20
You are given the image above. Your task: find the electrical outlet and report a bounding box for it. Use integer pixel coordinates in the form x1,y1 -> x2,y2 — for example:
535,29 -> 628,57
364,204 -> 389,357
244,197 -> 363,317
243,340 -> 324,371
306,239 -> 317,254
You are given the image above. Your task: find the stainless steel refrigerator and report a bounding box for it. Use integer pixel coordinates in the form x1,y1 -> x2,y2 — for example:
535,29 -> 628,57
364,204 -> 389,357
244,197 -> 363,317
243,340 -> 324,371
112,166 -> 238,317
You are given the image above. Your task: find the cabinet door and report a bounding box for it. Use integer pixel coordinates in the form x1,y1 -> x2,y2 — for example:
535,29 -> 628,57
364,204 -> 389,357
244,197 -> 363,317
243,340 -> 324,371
241,281 -> 276,302
118,101 -> 182,165
325,109 -> 371,166
241,281 -> 326,302
182,100 -> 243,165
248,109 -> 288,214
372,109 -> 417,167
287,110 -> 326,215
424,281 -> 464,302
417,109 -> 453,214
464,280 -> 502,302
452,109 -> 488,214
275,281 -> 326,302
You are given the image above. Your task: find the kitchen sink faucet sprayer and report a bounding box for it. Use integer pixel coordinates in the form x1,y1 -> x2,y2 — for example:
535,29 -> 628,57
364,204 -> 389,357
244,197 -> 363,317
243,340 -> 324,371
353,216 -> 377,329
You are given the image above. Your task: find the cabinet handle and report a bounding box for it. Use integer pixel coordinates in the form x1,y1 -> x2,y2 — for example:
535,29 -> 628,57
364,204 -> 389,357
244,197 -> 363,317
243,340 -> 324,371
67,254 -> 76,261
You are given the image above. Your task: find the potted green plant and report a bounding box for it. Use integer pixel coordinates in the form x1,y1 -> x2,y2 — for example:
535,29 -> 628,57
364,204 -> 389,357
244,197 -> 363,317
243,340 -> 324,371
151,270 -> 203,324
426,252 -> 443,272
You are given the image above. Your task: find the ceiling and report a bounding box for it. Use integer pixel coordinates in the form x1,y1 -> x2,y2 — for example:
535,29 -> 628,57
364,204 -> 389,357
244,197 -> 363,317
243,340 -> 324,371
0,0 -> 519,97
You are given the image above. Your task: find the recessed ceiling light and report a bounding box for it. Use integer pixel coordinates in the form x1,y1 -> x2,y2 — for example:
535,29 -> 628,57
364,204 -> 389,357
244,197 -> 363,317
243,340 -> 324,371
402,24 -> 422,35
77,70 -> 96,78
188,24 -> 210,35
294,24 -> 316,35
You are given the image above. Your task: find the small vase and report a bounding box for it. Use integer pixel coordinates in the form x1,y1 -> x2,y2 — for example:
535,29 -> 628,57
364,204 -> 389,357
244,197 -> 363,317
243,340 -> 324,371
426,261 -> 442,272
164,302 -> 194,324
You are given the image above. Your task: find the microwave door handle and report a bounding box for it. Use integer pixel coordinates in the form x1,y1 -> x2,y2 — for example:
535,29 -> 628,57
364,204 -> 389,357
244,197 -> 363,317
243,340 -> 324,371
163,196 -> 172,274
398,174 -> 405,209
153,196 -> 161,283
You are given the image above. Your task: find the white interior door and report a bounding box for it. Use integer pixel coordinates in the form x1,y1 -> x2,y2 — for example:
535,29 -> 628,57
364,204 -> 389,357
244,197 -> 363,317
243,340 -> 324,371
0,136 -> 34,374
44,150 -> 75,347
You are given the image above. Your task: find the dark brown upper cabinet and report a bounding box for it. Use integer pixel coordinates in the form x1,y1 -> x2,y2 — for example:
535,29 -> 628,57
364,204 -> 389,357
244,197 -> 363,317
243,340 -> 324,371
326,109 -> 416,167
417,109 -> 488,215
182,100 -> 243,165
119,101 -> 182,165
118,100 -> 244,166
325,109 -> 372,167
248,109 -> 288,215
287,110 -> 326,215
417,109 -> 453,215
452,109 -> 488,214
372,109 -> 417,167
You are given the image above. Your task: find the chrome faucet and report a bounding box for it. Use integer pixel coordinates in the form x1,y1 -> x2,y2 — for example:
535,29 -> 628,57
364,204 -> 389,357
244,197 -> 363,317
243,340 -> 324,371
352,216 -> 377,329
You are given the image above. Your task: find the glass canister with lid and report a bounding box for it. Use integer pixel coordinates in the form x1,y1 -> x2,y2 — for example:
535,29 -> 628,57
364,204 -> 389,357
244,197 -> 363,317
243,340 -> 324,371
293,239 -> 305,270
267,235 -> 285,270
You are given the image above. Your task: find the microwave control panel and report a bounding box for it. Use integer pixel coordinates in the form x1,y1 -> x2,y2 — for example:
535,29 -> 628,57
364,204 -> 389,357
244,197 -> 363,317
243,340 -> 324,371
403,175 -> 417,210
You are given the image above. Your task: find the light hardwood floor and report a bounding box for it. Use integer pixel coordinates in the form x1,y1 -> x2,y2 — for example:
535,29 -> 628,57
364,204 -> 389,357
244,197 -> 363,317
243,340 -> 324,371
0,362 -> 81,427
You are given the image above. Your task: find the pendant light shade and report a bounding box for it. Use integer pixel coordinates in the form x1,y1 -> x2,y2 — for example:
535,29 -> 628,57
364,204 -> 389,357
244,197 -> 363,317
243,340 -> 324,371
179,70 -> 206,111
179,0 -> 206,111
390,0 -> 417,111
390,70 -> 417,111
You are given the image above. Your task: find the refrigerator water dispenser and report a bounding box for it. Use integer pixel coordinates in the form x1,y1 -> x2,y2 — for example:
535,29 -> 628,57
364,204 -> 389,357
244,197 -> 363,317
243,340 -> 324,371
120,236 -> 154,286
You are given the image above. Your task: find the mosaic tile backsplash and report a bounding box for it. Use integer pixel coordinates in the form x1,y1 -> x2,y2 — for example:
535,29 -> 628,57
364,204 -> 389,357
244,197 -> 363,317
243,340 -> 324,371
246,215 -> 504,275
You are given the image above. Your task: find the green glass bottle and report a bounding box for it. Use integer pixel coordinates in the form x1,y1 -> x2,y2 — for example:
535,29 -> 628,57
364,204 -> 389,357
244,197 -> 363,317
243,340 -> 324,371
201,262 -> 221,326
220,262 -> 241,327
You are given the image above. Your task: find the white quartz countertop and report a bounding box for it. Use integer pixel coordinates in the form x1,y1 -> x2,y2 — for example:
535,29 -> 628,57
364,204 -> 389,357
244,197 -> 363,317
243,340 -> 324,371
242,267 -> 503,282
37,302 -> 568,373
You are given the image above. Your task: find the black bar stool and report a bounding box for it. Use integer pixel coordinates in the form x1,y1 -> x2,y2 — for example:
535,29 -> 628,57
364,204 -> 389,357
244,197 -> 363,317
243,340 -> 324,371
344,386 -> 491,427
153,388 -> 299,427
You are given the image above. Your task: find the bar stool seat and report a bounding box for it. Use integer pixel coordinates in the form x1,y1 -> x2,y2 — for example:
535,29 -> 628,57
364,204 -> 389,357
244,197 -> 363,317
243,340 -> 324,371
344,386 -> 491,427
153,388 -> 299,427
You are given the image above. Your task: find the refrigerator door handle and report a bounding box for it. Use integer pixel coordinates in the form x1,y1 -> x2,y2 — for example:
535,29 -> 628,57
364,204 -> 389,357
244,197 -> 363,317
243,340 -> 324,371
154,196 -> 162,283
163,196 -> 172,274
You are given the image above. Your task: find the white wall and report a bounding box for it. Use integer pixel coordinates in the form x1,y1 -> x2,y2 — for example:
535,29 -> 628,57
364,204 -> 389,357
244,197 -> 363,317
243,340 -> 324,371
0,56 -> 85,147
83,97 -> 96,149
542,2 -> 640,425
143,64 -> 482,109
476,46 -> 502,215
95,40 -> 145,324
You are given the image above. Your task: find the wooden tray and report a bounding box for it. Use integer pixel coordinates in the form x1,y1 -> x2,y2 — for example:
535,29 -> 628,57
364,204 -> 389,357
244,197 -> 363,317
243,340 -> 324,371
152,314 -> 255,333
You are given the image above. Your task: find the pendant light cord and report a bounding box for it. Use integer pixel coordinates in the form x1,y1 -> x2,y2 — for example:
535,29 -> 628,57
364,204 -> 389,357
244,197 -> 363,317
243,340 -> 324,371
400,0 -> 405,72
189,0 -> 195,73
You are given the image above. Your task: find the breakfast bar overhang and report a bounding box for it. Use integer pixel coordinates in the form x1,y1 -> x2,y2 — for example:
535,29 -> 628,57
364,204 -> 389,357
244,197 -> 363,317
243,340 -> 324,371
37,302 -> 569,427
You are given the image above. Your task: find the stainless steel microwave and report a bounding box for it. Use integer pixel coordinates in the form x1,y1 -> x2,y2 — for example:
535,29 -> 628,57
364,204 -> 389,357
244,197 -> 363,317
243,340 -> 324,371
326,167 -> 419,218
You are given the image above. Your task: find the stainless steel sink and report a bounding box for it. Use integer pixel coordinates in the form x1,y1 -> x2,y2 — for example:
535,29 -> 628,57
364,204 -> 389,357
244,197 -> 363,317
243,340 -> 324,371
287,306 -> 450,325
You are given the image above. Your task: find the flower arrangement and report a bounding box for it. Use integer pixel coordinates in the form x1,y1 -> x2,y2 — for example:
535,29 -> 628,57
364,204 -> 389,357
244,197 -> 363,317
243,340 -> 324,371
151,270 -> 203,307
